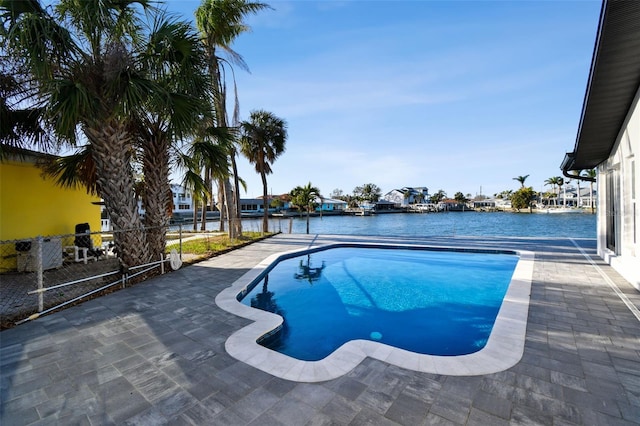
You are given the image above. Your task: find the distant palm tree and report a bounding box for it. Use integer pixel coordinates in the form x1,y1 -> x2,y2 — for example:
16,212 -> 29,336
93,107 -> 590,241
569,170 -> 583,208
582,169 -> 597,213
430,189 -> 447,204
290,183 -> 321,234
513,175 -> 530,188
544,176 -> 562,206
178,137 -> 230,230
240,110 -> 288,234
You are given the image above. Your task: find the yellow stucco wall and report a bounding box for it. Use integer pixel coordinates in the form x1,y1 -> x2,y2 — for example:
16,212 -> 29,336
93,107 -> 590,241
0,153 -> 101,271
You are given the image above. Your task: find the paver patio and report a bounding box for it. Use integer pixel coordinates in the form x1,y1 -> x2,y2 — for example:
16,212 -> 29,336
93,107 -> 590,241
1,233 -> 639,425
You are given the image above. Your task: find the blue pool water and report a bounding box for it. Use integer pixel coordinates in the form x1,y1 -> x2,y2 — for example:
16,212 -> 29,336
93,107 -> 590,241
240,246 -> 520,361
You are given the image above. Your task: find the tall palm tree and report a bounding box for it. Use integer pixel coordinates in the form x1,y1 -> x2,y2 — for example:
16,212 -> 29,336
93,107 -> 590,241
1,1 -> 210,267
135,15 -> 212,260
1,0 -> 156,267
195,0 -> 270,240
240,110 -> 287,234
583,169 -> 597,213
513,175 -> 529,188
290,182 -> 321,234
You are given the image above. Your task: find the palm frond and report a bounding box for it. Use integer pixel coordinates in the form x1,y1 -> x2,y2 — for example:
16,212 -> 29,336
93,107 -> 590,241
39,144 -> 98,194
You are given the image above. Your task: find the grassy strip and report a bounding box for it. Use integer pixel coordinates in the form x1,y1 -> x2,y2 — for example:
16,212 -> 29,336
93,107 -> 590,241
170,232 -> 272,257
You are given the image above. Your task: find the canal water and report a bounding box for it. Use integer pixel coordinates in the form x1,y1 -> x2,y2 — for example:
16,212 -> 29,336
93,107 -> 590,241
197,211 -> 596,239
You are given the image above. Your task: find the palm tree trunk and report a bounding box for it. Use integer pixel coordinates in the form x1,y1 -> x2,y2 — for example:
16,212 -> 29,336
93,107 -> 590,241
217,179 -> 226,232
261,171 -> 269,233
141,129 -> 170,263
223,177 -> 238,239
86,121 -> 149,269
231,150 -> 243,237
193,199 -> 198,231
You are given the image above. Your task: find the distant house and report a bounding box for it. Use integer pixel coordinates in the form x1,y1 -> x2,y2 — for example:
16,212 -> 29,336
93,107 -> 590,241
439,199 -> 470,211
382,187 -> 430,206
171,184 -> 194,214
473,200 -> 496,209
560,1 -> 640,290
0,147 -> 101,271
316,197 -> 347,213
556,185 -> 597,208
374,199 -> 398,211
240,198 -> 266,215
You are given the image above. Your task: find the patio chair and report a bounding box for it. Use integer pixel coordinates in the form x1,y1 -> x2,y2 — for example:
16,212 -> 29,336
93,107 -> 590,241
64,223 -> 102,263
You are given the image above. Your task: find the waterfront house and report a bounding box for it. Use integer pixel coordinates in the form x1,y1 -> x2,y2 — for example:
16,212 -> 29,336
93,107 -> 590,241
316,197 -> 347,213
171,184 -> 194,215
560,0 -> 640,290
473,199 -> 496,210
374,199 -> 399,212
382,187 -> 430,206
439,199 -> 470,211
241,198 -> 266,216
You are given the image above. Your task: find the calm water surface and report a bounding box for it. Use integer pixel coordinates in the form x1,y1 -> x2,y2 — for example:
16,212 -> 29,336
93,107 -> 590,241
241,247 -> 519,360
225,211 -> 596,238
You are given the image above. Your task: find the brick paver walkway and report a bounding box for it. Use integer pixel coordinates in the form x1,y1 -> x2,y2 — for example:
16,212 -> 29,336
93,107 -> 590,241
1,234 -> 639,425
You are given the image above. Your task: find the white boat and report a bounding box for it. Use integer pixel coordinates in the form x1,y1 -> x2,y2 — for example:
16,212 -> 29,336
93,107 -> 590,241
538,207 -> 584,214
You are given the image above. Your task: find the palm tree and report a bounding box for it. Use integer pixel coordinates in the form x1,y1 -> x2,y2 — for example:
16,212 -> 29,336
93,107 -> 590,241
290,182 -> 321,234
240,110 -> 287,234
195,0 -> 270,240
544,177 -> 561,206
569,170 -> 582,208
513,175 -> 529,188
1,0 -> 158,267
135,15 -> 212,260
583,169 -> 597,213
2,1 -> 213,267
177,136 -> 230,230
430,189 -> 447,205
557,177 -> 565,206
0,72 -> 54,157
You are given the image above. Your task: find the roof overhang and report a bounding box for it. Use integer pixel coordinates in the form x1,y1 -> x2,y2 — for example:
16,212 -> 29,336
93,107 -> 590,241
561,0 -> 640,172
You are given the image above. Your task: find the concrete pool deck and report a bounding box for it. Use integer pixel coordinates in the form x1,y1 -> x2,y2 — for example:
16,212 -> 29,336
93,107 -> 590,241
1,234 -> 639,425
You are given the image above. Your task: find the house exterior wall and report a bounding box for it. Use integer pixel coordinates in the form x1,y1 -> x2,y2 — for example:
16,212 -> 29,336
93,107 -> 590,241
382,189 -> 406,205
1,154 -> 101,272
0,157 -> 101,241
597,89 -> 640,290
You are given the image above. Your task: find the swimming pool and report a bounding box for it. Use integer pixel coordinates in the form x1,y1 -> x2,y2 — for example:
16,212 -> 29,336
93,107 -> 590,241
238,247 -> 519,360
216,240 -> 534,382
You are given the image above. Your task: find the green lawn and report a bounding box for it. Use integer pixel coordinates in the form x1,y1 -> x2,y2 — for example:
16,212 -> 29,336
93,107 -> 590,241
169,232 -> 270,257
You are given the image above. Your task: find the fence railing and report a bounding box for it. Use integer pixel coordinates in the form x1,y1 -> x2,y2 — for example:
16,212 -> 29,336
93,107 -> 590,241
0,218 -> 291,328
0,225 -> 183,327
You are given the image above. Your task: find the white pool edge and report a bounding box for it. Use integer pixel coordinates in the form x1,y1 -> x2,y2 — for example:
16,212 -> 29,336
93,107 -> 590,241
215,243 -> 535,382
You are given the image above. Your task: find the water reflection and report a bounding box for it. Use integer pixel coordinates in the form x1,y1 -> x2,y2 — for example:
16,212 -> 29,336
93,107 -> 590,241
294,254 -> 326,285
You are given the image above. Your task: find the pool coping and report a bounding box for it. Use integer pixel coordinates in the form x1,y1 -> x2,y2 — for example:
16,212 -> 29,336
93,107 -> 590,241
215,242 -> 535,382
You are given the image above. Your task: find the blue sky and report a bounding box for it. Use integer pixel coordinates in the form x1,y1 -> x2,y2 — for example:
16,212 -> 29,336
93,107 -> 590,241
165,0 -> 602,199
